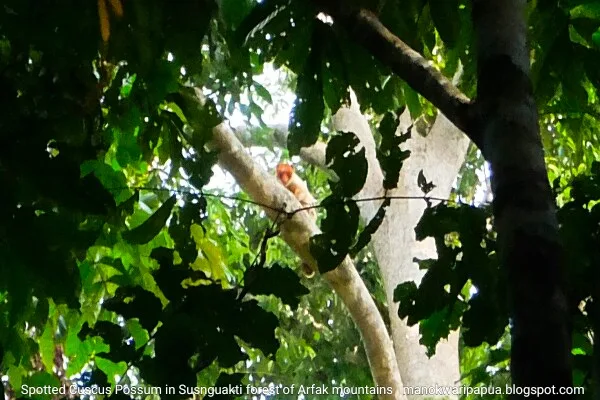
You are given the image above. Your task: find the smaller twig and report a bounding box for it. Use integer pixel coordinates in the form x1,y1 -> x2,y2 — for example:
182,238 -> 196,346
106,185 -> 489,221
237,217 -> 282,300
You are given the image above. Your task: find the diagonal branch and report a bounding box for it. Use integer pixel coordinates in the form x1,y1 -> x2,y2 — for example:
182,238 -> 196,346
187,88 -> 406,399
315,5 -> 482,149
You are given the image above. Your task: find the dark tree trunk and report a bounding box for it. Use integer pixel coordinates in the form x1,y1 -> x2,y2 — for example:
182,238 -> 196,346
472,0 -> 572,396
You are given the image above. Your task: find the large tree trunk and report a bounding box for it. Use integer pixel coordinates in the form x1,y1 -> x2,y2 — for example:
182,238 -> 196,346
308,0 -> 574,391
333,103 -> 468,397
472,0 -> 572,392
239,103 -> 467,398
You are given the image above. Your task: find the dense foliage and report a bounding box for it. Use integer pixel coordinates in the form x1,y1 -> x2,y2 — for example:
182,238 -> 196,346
1,0 -> 600,399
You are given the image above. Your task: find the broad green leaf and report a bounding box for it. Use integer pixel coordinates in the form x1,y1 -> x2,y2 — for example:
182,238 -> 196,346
7,365 -> 25,395
288,24 -> 325,154
326,133 -> 368,198
253,81 -> 273,104
243,263 -> 309,309
350,198 -> 391,257
95,357 -> 128,386
38,322 -> 56,373
22,372 -> 61,400
593,28 -> 600,47
102,287 -> 163,332
377,111 -> 411,190
402,83 -> 423,120
570,3 -> 600,20
429,0 -> 461,47
220,0 -> 254,30
123,195 -> 177,244
125,319 -> 150,350
311,199 -> 360,273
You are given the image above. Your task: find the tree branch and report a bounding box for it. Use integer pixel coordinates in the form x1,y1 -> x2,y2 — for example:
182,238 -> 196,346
316,5 -> 482,149
188,88 -> 406,399
233,123 -> 327,167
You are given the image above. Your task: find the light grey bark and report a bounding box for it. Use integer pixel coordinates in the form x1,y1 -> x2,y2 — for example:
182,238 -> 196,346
257,97 -> 469,397
193,88 -> 406,399
221,72 -> 471,396
332,102 -> 469,396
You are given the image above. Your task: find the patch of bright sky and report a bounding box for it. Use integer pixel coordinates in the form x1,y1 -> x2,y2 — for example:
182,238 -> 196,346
204,63 -> 297,191
477,163 -> 492,203
200,62 -> 491,207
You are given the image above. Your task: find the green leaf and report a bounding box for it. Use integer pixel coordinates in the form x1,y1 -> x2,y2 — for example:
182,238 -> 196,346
7,365 -> 25,395
81,160 -> 130,204
95,357 -> 128,386
310,199 -> 360,273
117,190 -> 139,216
320,25 -> 351,114
377,112 -> 411,190
288,25 -> 325,154
570,3 -> 600,20
326,133 -> 368,198
420,302 -> 466,356
374,76 -> 405,114
234,0 -> 287,45
243,263 -> 309,309
394,281 -> 418,318
417,170 -> 436,194
38,322 -> 56,372
22,372 -> 61,400
236,300 -> 280,356
102,286 -> 163,332
462,294 -> 506,347
403,83 -> 423,120
122,195 -> 177,245
220,0 -> 254,29
350,198 -> 391,257
253,81 -> 273,104
429,0 -> 461,47
593,28 -> 600,47
125,319 -> 150,350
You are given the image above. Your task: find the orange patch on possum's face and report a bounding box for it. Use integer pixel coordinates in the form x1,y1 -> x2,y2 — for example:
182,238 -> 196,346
276,163 -> 293,184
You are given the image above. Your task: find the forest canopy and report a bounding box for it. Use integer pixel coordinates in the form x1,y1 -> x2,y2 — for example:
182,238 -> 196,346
1,0 -> 600,399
